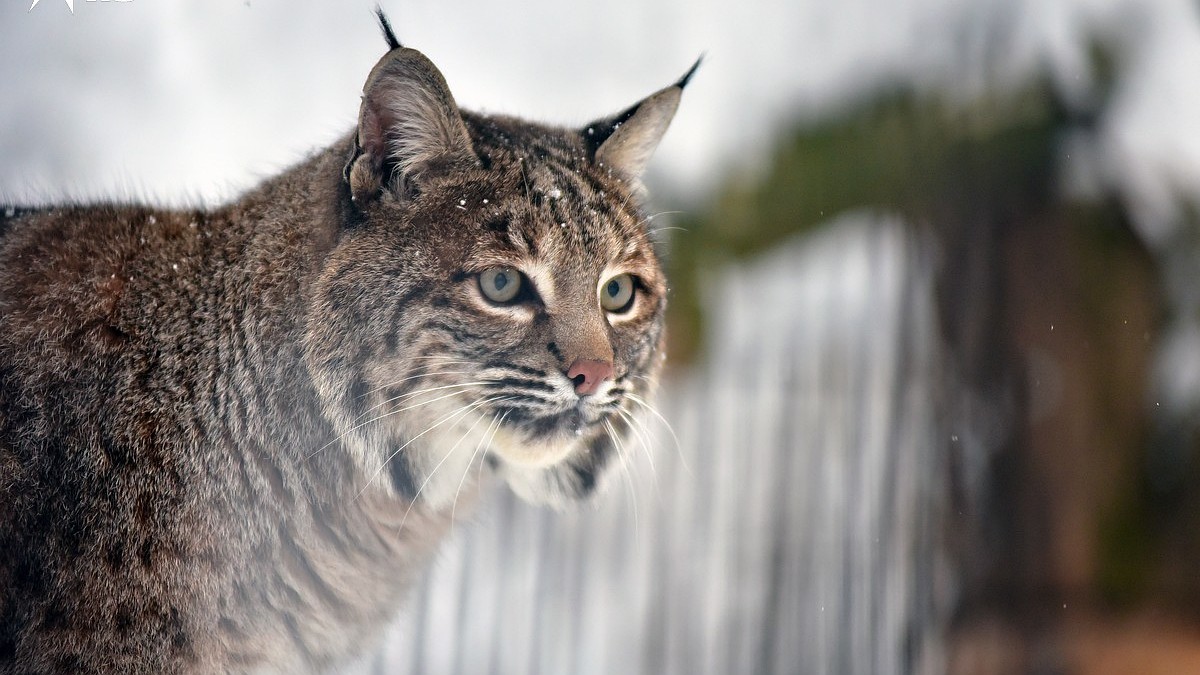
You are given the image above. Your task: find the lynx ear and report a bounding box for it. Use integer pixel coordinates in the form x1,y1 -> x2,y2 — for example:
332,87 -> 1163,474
345,46 -> 478,201
585,57 -> 701,187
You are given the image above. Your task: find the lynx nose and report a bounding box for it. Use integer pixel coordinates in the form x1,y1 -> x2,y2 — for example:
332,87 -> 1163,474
566,359 -> 614,396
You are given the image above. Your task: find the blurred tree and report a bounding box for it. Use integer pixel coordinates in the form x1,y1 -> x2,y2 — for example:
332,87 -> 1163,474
669,79 -> 1064,364
665,41 -> 1200,670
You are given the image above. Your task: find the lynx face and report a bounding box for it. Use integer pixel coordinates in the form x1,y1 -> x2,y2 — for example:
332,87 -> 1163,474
306,44 -> 694,507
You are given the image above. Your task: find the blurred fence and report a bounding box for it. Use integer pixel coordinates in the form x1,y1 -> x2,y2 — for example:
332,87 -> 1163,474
363,214 -> 955,675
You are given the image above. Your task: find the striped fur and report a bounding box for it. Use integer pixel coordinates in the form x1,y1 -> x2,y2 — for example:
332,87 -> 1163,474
0,24 -> 689,674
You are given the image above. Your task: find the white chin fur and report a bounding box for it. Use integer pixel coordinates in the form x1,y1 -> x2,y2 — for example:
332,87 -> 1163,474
487,427 -> 607,507
503,465 -> 563,507
398,411 -> 592,511
500,463 -> 587,509
487,423 -> 581,468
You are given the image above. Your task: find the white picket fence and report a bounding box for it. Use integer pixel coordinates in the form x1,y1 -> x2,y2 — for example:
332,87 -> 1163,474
365,212 -> 953,675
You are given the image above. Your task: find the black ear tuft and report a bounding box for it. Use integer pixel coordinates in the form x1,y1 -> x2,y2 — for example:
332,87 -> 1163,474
675,54 -> 703,90
375,6 -> 402,51
582,57 -> 701,186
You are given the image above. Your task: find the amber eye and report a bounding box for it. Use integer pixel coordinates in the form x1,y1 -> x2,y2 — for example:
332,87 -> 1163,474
600,273 -> 635,313
479,267 -> 522,304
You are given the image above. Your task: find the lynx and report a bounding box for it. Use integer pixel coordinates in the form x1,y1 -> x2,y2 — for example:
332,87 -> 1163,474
0,11 -> 695,672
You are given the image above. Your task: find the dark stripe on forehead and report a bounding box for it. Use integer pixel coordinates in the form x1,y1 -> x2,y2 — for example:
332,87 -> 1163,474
578,222 -> 597,250
547,198 -> 572,231
577,170 -> 615,212
484,217 -> 509,234
520,228 -> 539,257
542,161 -> 589,202
529,136 -> 578,164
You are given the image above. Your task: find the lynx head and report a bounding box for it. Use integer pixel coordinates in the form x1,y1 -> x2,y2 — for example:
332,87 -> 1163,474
306,23 -> 695,508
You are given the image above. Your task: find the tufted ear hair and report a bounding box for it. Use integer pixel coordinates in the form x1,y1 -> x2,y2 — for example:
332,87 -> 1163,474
344,39 -> 478,202
583,56 -> 701,189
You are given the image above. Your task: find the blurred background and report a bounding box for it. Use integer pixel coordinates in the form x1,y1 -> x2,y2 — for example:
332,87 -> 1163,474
5,0 -> 1200,672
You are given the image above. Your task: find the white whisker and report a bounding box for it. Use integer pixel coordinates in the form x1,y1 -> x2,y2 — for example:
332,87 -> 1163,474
644,209 -> 683,222
451,413 -> 500,527
352,378 -> 482,423
356,360 -> 477,399
605,419 -> 640,540
639,210 -> 686,234
306,386 -> 484,462
393,396 -> 514,532
614,406 -> 659,494
626,392 -> 690,477
477,410 -> 509,484
648,225 -> 689,235
358,394 -> 503,500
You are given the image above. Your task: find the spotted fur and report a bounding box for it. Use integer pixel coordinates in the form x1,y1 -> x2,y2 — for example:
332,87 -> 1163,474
0,17 -> 692,674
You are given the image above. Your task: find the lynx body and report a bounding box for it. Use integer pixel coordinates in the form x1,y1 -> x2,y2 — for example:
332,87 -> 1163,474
0,14 -> 692,672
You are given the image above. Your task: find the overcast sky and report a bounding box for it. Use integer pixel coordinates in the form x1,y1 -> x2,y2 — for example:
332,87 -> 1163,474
1,0 -> 1200,221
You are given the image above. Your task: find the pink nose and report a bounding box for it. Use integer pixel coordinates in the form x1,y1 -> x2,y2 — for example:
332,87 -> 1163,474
566,359 -> 614,396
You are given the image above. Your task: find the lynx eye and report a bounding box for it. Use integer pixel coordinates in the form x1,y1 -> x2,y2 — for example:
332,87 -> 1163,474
600,273 -> 635,313
479,266 -> 523,304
